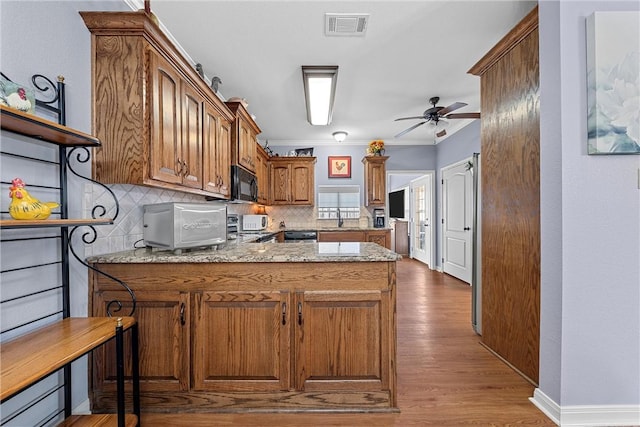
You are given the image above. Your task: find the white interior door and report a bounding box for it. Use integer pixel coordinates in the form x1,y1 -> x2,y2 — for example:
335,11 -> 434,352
410,173 -> 435,269
442,159 -> 473,283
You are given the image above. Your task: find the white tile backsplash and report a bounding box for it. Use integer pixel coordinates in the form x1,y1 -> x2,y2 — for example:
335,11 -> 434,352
84,184 -> 377,255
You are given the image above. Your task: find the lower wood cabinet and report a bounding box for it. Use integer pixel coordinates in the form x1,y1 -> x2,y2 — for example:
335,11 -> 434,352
192,290 -> 290,392
318,229 -> 391,249
92,290 -> 190,395
89,261 -> 396,412
296,290 -> 389,392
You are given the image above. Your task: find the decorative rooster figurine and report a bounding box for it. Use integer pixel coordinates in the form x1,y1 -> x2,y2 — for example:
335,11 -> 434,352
8,178 -> 59,220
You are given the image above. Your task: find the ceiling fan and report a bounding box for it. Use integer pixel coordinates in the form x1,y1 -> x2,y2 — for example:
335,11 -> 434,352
394,96 -> 480,139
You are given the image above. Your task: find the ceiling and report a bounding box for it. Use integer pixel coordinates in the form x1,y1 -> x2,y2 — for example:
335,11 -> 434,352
147,1 -> 537,147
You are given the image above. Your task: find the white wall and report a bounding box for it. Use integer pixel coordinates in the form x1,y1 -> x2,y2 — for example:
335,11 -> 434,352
538,0 -> 640,418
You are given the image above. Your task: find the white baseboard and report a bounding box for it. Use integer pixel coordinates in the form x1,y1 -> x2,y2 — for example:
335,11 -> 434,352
72,399 -> 91,415
530,389 -> 560,425
531,388 -> 640,426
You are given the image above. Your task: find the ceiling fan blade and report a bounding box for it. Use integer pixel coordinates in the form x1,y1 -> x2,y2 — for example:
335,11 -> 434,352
437,102 -> 467,116
436,129 -> 447,138
394,121 -> 427,138
394,116 -> 427,121
444,112 -> 481,119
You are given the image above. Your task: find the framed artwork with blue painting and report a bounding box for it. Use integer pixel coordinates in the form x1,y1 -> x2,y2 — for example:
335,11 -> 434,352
586,11 -> 640,154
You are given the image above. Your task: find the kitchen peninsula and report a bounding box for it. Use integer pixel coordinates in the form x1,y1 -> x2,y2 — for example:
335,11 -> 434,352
87,242 -> 399,413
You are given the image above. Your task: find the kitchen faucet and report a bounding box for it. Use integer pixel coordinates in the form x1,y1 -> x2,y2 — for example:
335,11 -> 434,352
337,208 -> 344,228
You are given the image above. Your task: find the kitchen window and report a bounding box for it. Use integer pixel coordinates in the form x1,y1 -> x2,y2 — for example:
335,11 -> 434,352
317,185 -> 360,219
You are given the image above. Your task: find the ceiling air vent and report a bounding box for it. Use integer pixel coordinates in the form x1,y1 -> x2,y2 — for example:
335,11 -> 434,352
325,13 -> 369,36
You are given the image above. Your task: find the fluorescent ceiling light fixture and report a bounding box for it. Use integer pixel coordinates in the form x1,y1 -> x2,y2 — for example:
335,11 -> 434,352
302,65 -> 339,125
333,131 -> 348,142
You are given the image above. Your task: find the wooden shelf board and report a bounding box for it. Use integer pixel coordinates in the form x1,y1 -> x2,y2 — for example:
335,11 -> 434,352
58,414 -> 138,427
0,105 -> 101,147
0,218 -> 113,229
0,317 -> 136,402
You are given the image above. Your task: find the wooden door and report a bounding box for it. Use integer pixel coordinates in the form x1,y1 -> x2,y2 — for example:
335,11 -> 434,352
192,291 -> 291,392
270,163 -> 291,204
181,82 -> 204,189
149,51 -> 182,185
290,162 -> 313,204
92,290 -> 190,393
295,291 -> 389,392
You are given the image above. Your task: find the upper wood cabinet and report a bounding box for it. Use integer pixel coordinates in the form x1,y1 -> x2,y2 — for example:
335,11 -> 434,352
149,51 -> 204,190
81,11 -> 235,198
362,156 -> 388,206
255,143 -> 270,205
203,100 -> 232,198
270,157 -> 316,205
226,102 -> 260,173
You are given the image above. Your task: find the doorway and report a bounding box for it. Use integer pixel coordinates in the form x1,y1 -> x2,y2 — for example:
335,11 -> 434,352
409,174 -> 435,269
441,158 -> 473,284
386,170 -> 435,269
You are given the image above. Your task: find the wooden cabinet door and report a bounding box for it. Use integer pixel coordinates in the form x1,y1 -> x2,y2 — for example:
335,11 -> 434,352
203,102 -> 231,198
238,120 -> 256,172
317,231 -> 366,242
363,156 -> 388,206
270,162 -> 291,204
92,290 -> 190,392
217,116 -> 232,198
149,51 -> 182,185
290,162 -> 314,205
192,291 -> 291,392
181,82 -> 204,189
366,230 -> 391,249
294,291 -> 390,392
256,144 -> 270,204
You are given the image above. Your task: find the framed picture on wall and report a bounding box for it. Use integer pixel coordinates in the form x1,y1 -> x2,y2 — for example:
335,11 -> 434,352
586,11 -> 640,154
328,156 -> 351,178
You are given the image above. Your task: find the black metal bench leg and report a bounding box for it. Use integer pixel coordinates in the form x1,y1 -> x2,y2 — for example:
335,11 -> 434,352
115,319 -> 125,427
131,323 -> 141,426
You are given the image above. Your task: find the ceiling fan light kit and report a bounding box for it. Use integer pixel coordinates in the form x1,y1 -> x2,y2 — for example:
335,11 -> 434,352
394,96 -> 480,139
301,65 -> 339,126
333,131 -> 348,142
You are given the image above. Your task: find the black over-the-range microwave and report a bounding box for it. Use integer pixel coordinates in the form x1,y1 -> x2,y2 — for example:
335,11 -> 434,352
231,165 -> 258,202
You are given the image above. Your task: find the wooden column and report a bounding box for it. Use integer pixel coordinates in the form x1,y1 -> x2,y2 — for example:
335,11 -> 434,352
468,6 -> 540,384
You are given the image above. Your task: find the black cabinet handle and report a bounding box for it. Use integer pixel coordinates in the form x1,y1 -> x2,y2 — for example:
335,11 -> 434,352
464,227 -> 471,231
180,303 -> 185,326
282,302 -> 287,325
297,302 -> 303,325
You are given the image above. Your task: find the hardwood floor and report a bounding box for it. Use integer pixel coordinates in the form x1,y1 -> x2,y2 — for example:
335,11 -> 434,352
142,259 -> 554,426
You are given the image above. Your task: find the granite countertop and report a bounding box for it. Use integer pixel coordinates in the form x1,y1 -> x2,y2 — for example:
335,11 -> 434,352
87,241 -> 401,264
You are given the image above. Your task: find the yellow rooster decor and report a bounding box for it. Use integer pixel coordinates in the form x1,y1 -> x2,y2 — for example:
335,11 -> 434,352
8,178 -> 59,220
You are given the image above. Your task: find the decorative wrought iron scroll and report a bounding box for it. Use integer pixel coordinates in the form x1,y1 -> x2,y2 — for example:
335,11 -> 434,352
66,147 -> 136,316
